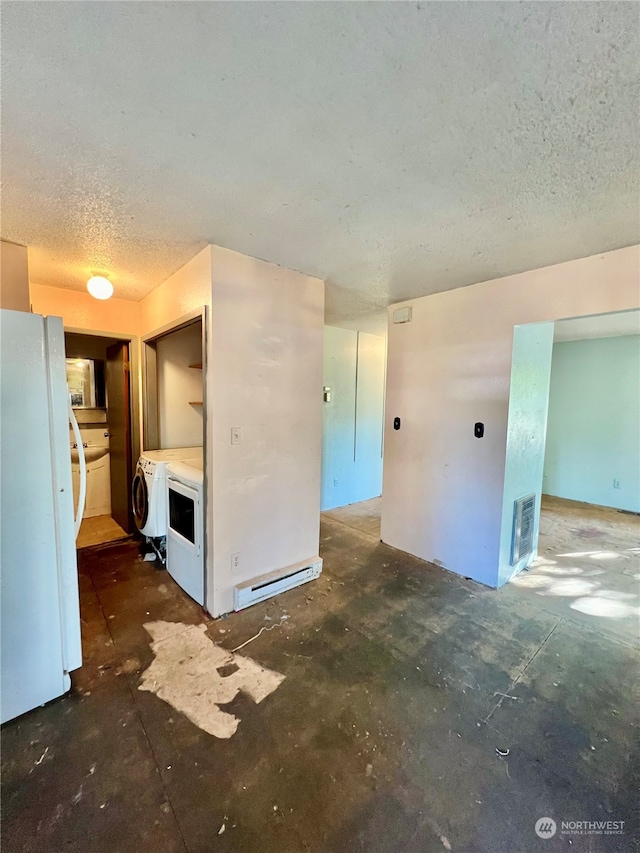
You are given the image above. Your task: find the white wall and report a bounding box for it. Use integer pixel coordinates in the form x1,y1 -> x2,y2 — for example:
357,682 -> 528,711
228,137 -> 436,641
209,245 -> 324,616
321,326 -> 385,511
1,241 -> 30,312
497,322 -> 554,585
382,245 -> 640,588
157,322 -> 204,449
543,335 -> 640,513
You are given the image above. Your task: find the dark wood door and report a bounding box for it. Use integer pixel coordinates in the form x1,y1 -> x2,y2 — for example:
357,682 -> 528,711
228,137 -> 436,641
106,342 -> 133,533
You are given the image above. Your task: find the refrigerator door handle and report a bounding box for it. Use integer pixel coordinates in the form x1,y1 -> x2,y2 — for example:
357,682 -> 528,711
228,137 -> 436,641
68,397 -> 86,539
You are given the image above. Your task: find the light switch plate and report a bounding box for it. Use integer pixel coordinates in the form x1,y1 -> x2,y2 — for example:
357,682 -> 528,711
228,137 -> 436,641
231,427 -> 242,445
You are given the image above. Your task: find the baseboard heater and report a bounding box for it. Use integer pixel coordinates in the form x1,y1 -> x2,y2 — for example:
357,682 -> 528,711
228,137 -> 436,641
233,557 -> 323,611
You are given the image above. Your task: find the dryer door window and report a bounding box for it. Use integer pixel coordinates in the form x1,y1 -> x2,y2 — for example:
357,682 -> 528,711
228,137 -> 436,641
132,468 -> 149,531
168,487 -> 195,545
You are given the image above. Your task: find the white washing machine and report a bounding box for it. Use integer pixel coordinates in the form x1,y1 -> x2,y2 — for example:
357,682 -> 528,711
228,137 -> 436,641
132,448 -> 203,539
166,457 -> 204,606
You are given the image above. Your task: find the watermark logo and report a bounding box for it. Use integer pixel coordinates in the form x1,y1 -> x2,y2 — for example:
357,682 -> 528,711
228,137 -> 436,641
535,818 -> 557,839
535,817 -> 625,839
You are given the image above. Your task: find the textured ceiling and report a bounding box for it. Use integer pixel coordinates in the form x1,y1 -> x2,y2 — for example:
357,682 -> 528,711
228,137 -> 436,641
2,2 -> 639,320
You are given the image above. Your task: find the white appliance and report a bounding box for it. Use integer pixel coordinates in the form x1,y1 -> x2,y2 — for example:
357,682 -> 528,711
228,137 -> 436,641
0,310 -> 83,724
166,457 -> 204,606
132,447 -> 202,538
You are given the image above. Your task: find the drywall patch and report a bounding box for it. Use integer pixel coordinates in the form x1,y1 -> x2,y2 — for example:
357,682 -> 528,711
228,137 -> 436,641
139,621 -> 285,738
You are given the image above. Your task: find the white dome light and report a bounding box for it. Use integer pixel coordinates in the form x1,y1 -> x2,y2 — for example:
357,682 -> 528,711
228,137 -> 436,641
87,275 -> 113,300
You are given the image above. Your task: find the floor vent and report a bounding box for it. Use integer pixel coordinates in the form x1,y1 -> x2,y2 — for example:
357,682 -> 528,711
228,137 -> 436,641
511,494 -> 536,565
234,558 -> 323,611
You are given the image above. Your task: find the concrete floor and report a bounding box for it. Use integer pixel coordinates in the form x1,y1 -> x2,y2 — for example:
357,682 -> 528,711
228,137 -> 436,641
2,498 -> 638,852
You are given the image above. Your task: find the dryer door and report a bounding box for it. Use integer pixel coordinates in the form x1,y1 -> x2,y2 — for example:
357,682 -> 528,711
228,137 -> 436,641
167,477 -> 204,605
132,464 -> 149,532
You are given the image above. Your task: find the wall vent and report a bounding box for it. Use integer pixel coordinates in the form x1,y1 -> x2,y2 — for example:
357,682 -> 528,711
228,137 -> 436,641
392,307 -> 412,324
234,557 -> 322,611
511,494 -> 536,565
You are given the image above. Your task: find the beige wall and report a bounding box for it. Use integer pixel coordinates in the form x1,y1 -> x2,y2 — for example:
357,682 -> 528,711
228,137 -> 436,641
139,247 -> 212,337
28,280 -> 144,477
208,245 -> 324,616
137,246 -> 214,604
30,282 -> 141,336
382,245 -> 640,587
1,241 -> 30,312
136,244 -> 325,617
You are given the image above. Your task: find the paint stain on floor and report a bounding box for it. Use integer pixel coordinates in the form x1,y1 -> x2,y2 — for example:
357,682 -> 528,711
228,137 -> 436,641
574,526 -> 606,539
139,621 -> 285,738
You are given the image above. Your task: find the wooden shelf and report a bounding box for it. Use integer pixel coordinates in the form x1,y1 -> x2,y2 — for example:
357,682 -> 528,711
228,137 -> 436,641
189,401 -> 203,406
189,363 -> 203,369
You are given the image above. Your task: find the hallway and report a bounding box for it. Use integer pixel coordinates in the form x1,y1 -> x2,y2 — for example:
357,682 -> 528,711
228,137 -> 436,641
1,501 -> 638,852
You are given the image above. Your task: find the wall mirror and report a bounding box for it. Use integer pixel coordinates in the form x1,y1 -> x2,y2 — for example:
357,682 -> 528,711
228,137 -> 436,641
65,358 -> 105,408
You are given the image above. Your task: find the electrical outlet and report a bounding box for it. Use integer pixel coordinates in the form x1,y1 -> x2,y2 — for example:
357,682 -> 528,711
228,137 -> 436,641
231,427 -> 242,445
334,478 -> 339,487
231,552 -> 240,570
613,479 -> 621,489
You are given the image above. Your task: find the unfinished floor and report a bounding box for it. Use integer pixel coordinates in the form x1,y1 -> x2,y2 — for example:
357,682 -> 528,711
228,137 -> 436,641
76,514 -> 129,550
2,498 -> 638,852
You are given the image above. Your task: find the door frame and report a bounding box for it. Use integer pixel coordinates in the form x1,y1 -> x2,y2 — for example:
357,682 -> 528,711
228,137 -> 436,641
105,339 -> 134,532
141,307 -> 207,452
142,306 -> 209,607
64,326 -> 141,511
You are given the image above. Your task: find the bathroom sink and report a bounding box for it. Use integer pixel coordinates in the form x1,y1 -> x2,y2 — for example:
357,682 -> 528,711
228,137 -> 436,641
70,446 -> 108,464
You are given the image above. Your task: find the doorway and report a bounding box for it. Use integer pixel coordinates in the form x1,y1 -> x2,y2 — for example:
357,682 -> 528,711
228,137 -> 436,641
499,308 -> 640,598
65,332 -> 140,548
141,312 -> 205,452
139,310 -> 206,602
320,326 -> 386,513
320,324 -> 387,546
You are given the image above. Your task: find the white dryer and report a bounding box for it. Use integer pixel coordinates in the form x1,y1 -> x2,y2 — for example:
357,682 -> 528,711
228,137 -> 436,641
166,457 -> 205,606
132,448 -> 203,539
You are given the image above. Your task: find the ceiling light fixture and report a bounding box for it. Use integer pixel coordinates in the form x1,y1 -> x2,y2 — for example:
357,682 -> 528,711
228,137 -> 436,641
87,275 -> 113,300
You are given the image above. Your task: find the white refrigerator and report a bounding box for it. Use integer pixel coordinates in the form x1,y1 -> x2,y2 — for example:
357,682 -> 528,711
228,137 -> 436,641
0,309 -> 83,724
